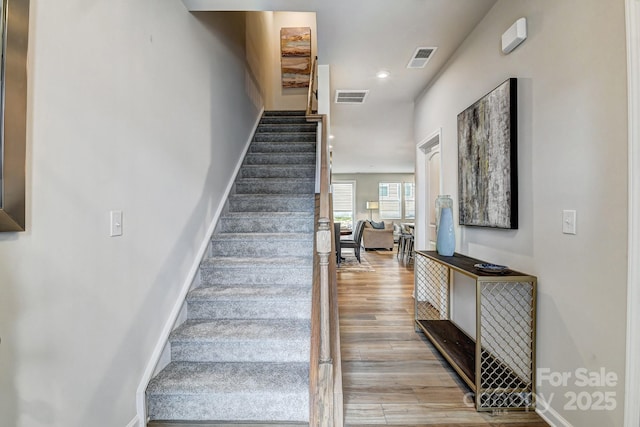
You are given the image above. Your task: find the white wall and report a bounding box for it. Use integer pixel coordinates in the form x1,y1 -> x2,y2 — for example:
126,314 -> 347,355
0,3 -> 260,427
271,12 -> 317,110
246,11 -> 276,110
246,11 -> 317,111
414,1 -> 628,426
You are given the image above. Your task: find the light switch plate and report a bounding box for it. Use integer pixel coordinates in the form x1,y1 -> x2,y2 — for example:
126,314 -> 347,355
110,210 -> 123,237
562,210 -> 576,235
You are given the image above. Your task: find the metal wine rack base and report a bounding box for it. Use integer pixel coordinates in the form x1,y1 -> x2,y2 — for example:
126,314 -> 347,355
414,251 -> 537,412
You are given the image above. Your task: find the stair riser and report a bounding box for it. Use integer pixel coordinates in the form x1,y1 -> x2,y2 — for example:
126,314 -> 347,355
229,197 -> 315,213
244,153 -> 315,165
210,239 -> 313,257
200,266 -> 313,286
171,340 -> 310,363
186,299 -> 311,320
259,116 -> 310,125
263,110 -> 306,117
235,180 -> 315,195
218,217 -> 314,233
240,166 -> 315,179
254,133 -> 316,143
250,142 -> 316,153
147,392 -> 309,422
257,124 -> 317,133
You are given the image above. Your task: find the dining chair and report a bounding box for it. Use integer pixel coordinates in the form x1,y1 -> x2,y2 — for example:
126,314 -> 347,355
340,220 -> 365,262
334,222 -> 342,266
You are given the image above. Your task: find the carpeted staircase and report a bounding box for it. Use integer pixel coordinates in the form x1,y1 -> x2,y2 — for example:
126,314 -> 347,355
146,111 -> 317,423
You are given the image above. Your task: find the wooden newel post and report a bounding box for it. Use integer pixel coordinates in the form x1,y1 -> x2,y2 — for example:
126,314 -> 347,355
316,217 -> 335,426
316,217 -> 332,363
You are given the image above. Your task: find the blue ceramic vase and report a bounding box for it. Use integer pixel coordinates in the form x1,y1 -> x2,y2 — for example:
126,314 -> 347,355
436,198 -> 455,256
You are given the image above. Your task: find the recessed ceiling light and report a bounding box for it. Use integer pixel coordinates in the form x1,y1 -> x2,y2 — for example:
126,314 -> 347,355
376,71 -> 390,79
329,134 -> 335,140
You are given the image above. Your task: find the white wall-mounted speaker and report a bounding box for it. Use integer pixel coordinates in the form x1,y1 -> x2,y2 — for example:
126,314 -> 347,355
502,17 -> 527,54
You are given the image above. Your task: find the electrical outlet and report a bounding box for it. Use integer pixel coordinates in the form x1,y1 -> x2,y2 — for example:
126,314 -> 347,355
562,210 -> 576,235
110,211 -> 123,237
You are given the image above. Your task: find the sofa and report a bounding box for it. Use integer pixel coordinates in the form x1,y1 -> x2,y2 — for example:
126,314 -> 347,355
362,221 -> 394,250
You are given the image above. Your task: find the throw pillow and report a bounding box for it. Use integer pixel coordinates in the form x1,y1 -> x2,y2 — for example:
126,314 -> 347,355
370,220 -> 385,229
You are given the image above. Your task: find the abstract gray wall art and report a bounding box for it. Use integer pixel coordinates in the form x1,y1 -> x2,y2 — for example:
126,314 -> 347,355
458,78 -> 517,229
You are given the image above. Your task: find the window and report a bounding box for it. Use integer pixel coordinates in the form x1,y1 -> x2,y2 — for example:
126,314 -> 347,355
404,182 -> 415,219
332,181 -> 356,229
379,182 -> 401,219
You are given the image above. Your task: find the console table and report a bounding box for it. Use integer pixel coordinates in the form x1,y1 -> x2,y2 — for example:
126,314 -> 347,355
414,251 -> 537,411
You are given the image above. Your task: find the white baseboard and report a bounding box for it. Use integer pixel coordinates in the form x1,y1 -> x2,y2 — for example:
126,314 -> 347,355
134,107 -> 264,426
126,416 -> 138,427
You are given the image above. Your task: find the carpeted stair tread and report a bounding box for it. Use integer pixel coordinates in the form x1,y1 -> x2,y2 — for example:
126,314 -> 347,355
187,285 -> 311,304
218,212 -> 314,233
169,319 -> 311,363
148,362 -> 309,394
228,194 -> 315,213
212,232 -> 313,240
186,285 -> 311,320
253,132 -> 316,143
244,153 -> 315,165
187,284 -> 311,300
263,110 -> 306,116
210,233 -> 313,258
240,165 -> 315,179
229,194 -> 315,199
259,116 -> 311,124
199,257 -> 313,286
147,362 -> 309,421
250,141 -> 316,153
257,124 -> 317,133
201,256 -> 312,268
235,177 -> 315,185
234,178 -> 315,195
171,319 -> 310,343
209,245 -> 312,258
221,211 -> 314,218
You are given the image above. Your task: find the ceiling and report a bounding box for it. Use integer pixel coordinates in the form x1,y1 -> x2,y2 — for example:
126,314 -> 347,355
314,0 -> 498,174
183,0 -> 498,174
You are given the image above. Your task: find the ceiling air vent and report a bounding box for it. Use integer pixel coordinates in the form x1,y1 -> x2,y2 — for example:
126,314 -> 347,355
335,90 -> 369,104
407,47 -> 438,69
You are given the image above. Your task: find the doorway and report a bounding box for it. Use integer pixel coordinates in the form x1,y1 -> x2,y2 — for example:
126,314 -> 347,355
416,129 -> 442,251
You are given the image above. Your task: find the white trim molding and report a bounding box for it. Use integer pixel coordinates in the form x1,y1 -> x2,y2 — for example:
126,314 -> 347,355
134,108 -> 264,426
415,128 -> 442,250
625,1 -> 640,427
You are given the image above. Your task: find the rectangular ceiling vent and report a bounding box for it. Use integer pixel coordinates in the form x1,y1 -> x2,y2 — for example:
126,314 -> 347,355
335,90 -> 369,104
407,47 -> 438,69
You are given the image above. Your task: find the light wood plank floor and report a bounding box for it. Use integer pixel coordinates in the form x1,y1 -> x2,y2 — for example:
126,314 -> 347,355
338,248 -> 548,427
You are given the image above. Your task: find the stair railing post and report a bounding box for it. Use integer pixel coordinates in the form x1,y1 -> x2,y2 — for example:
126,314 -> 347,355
316,216 -> 334,426
316,217 -> 332,363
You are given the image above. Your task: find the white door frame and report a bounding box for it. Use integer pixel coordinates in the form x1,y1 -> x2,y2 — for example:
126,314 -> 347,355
625,0 -> 640,426
415,128 -> 442,250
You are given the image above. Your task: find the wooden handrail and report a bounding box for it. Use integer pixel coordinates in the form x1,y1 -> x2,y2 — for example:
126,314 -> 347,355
307,56 -> 318,117
307,56 -> 343,427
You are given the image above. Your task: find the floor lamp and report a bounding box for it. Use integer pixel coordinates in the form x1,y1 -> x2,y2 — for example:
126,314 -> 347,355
366,201 -> 379,221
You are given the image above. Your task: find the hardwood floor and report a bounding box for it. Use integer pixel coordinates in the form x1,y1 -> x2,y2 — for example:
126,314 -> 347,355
337,248 -> 548,427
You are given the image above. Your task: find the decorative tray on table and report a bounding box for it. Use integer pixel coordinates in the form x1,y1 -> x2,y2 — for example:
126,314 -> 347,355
474,263 -> 509,274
